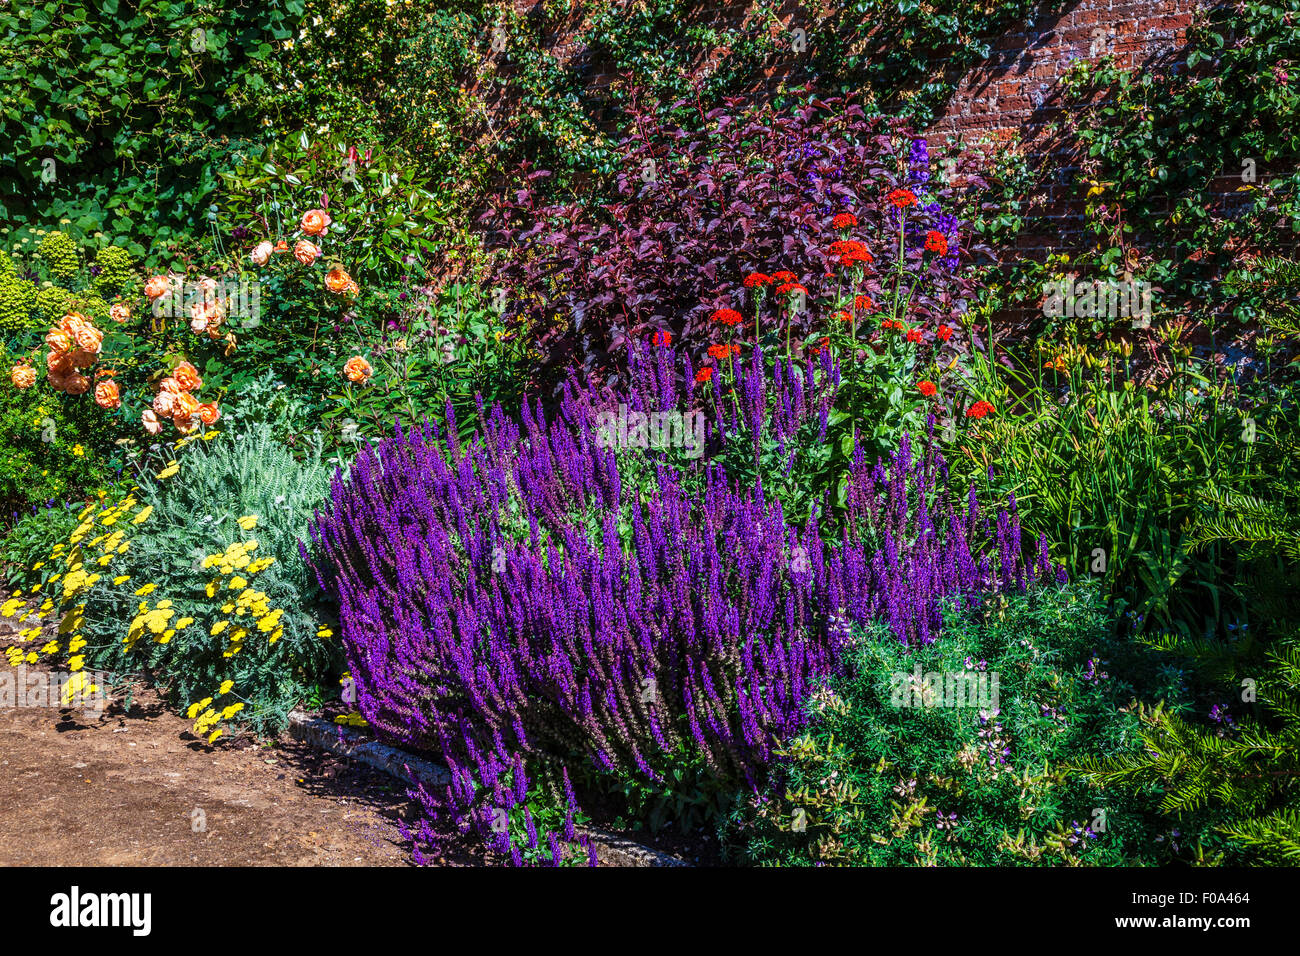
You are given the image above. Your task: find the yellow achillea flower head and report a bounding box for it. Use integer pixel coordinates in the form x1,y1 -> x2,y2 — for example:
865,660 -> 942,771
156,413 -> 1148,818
237,515 -> 258,531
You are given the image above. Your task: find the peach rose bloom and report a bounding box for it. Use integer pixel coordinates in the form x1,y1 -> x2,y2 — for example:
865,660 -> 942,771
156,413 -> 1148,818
10,364 -> 35,389
250,240 -> 274,266
47,351 -> 74,376
173,391 -> 201,418
190,314 -> 209,334
153,390 -> 177,417
94,380 -> 122,410
48,370 -> 72,392
71,323 -> 103,354
109,303 -> 131,323
274,239 -> 289,253
142,409 -> 162,435
294,239 -> 321,265
64,373 -> 91,396
325,267 -> 354,294
59,312 -> 91,333
173,412 -> 200,435
300,209 -> 332,236
68,349 -> 96,370
199,277 -> 218,295
144,276 -> 171,300
197,402 -> 221,425
343,355 -> 372,384
158,376 -> 184,395
173,361 -> 202,392
45,329 -> 74,352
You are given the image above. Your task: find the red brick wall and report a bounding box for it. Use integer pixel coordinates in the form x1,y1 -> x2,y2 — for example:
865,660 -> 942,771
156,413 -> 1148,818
929,0 -> 1205,258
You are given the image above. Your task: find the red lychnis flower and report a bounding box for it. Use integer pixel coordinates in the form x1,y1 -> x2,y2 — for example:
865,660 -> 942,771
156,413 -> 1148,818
708,343 -> 734,360
774,282 -> 807,298
695,367 -> 714,384
770,270 -> 797,284
917,380 -> 937,397
936,324 -> 953,342
811,335 -> 831,355
652,331 -> 672,347
855,294 -> 874,312
887,188 -> 917,209
966,400 -> 995,419
711,308 -> 744,326
832,212 -> 858,230
906,327 -> 923,343
743,272 -> 772,288
924,231 -> 949,256
832,310 -> 851,323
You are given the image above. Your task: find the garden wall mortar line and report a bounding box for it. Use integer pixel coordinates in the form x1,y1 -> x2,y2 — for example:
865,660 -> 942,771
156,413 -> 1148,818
286,711 -> 690,867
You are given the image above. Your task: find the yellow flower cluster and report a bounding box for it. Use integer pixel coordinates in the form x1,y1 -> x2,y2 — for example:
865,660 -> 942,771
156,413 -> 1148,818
199,529 -> 284,658
2,491 -> 152,673
186,678 -> 246,743
124,598 -> 194,651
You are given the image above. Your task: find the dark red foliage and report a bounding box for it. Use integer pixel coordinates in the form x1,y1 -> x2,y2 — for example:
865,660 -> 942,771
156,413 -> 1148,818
481,92 -> 989,390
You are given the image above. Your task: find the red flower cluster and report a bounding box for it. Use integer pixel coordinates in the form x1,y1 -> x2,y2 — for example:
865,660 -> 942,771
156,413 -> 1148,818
881,319 -> 903,331
966,400 -> 995,419
652,330 -> 672,347
771,270 -> 797,284
711,308 -> 744,326
810,335 -> 831,356
924,231 -> 949,256
695,367 -> 714,384
917,380 -> 937,398
828,239 -> 873,268
774,282 -> 807,298
832,310 -> 851,323
854,294 -> 874,312
906,327 -> 923,343
708,343 -> 741,360
887,188 -> 917,209
936,324 -> 953,342
832,212 -> 858,230
743,272 -> 772,289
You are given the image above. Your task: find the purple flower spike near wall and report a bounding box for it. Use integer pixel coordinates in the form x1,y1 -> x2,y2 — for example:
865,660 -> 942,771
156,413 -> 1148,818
303,344 -> 1064,864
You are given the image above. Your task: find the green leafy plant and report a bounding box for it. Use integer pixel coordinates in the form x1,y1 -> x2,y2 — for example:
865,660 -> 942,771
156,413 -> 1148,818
725,585 -> 1191,866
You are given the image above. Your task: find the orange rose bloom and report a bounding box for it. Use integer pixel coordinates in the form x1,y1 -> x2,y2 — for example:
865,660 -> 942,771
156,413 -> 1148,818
59,312 -> 91,333
63,373 -> 91,396
68,349 -> 96,369
45,329 -> 74,353
343,356 -> 372,384
173,412 -> 199,435
274,240 -> 289,253
294,239 -> 321,265
173,391 -> 201,418
158,376 -> 184,395
144,276 -> 171,300
325,267 -> 354,294
142,409 -> 162,435
94,380 -> 122,410
109,303 -> 131,323
197,402 -> 221,425
71,323 -> 103,354
47,351 -> 74,376
300,209 -> 332,236
173,361 -> 202,392
10,364 -> 36,389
